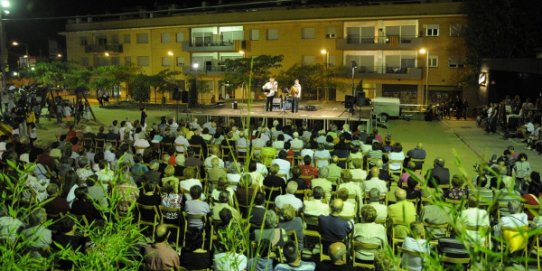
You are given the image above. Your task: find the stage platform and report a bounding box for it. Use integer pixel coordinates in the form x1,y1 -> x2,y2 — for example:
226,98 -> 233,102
179,100 -> 374,131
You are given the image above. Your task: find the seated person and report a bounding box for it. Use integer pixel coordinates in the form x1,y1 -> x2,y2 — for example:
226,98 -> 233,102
319,199 -> 353,253
336,188 -> 357,219
253,210 -> 288,248
142,224 -> 180,271
353,205 -> 387,261
249,192 -> 267,228
316,242 -> 354,271
446,174 -> 468,200
275,181 -> 303,212
279,204 -> 304,251
401,222 -> 430,271
274,241 -> 316,271
184,185 -> 211,230
493,201 -> 528,239
303,186 -> 330,217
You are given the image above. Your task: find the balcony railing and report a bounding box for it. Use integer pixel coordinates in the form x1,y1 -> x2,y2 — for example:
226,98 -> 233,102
84,44 -> 123,53
337,35 -> 420,50
342,65 -> 422,80
181,64 -> 226,75
182,40 -> 245,52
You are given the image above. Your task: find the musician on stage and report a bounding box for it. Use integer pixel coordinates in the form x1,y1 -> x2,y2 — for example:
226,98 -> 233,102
262,77 -> 278,112
290,79 -> 302,113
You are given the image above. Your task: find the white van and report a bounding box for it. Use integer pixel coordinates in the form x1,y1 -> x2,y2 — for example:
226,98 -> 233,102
372,97 -> 401,122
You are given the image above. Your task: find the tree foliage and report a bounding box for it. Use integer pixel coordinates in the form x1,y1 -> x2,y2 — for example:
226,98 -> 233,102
223,55 -> 283,90
128,73 -> 152,103
276,64 -> 336,99
32,61 -> 69,89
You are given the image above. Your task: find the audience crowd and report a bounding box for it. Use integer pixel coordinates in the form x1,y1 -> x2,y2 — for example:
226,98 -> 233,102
1,111 -> 542,271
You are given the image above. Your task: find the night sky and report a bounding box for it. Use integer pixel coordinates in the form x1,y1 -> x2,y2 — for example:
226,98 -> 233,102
2,0 -> 432,58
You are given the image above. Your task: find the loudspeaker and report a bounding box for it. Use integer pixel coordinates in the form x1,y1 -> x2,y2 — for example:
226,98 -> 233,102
189,80 -> 197,105
345,95 -> 355,109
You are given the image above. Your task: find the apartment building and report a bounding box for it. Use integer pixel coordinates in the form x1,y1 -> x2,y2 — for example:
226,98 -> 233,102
64,1 -> 467,105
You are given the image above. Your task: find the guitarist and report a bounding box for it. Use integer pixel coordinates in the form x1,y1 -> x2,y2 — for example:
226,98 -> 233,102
290,79 -> 302,113
262,77 -> 278,112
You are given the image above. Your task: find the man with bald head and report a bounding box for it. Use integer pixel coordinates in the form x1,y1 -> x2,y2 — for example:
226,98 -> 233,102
388,188 -> 417,239
143,224 -> 180,271
406,142 -> 426,170
316,242 -> 354,271
318,199 -> 353,254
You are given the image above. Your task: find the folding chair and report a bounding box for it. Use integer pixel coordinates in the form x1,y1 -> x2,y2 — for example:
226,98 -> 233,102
352,239 -> 381,269
136,203 -> 159,240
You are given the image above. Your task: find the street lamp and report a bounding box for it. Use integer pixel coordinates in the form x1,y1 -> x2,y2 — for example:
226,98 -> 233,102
11,41 -> 30,70
419,48 -> 429,105
320,49 -> 329,68
191,61 -> 199,111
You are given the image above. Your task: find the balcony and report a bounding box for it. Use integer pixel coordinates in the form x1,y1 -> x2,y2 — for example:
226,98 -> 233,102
181,64 -> 226,76
337,35 -> 421,50
342,65 -> 422,80
84,44 -> 123,53
182,40 -> 245,52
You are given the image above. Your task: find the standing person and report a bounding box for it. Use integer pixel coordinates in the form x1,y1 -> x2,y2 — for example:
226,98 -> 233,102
262,77 -> 278,112
140,107 -> 147,128
290,79 -> 302,113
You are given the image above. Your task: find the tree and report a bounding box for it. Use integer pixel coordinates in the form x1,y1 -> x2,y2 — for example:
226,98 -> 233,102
128,73 -> 152,104
32,61 -> 69,89
223,55 -> 283,90
89,65 -> 134,94
276,64 -> 336,100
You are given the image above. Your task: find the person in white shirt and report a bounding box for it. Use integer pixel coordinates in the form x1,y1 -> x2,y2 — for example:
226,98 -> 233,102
364,167 -> 388,195
180,167 -> 203,200
303,186 -> 330,216
460,197 -> 490,246
367,188 -> 387,222
290,79 -> 302,113
493,201 -> 528,238
275,181 -> 303,211
337,170 -> 363,203
349,158 -> 367,181
271,150 -> 291,180
133,138 -> 150,155
262,77 -> 278,112
314,144 -> 331,169
311,167 -> 333,202
236,131 -> 249,154
272,134 -> 285,151
204,146 -> 225,169
388,142 -> 406,171
290,132 -> 304,151
174,132 -> 190,153
401,223 -> 430,271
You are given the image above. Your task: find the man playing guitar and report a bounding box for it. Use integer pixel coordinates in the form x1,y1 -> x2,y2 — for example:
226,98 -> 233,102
262,77 -> 278,112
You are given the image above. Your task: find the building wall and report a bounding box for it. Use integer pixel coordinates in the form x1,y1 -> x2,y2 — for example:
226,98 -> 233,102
64,2 -> 467,105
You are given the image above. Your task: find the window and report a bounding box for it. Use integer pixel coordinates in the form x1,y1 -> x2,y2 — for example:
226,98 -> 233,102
302,27 -> 315,39
137,56 -> 150,67
136,33 -> 149,44
448,56 -> 465,68
426,24 -> 439,37
176,57 -> 185,67
302,55 -> 315,65
267,29 -> 278,40
161,33 -> 171,43
80,57 -> 89,66
79,37 -> 88,46
251,29 -> 260,41
449,24 -> 464,37
326,26 -> 337,38
428,56 -> 438,67
123,34 -> 131,44
96,36 -> 107,45
111,57 -> 120,65
176,32 -> 184,42
328,55 -> 336,67
110,34 -> 119,44
124,56 -> 132,65
162,57 -> 172,66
